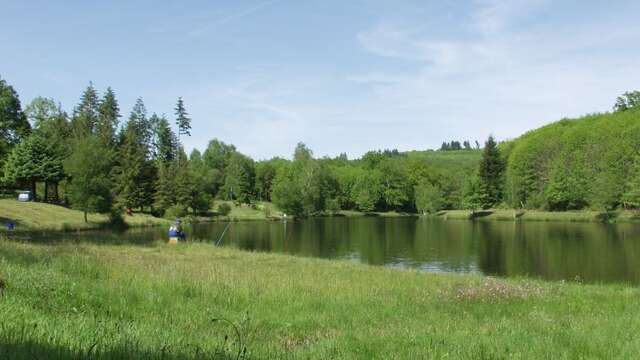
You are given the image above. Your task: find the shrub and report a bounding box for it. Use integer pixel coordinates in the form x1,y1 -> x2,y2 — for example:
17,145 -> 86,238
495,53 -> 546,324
217,203 -> 232,216
165,204 -> 188,219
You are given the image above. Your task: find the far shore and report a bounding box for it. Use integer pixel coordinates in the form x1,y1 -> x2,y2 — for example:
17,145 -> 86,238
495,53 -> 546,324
2,199 -> 639,235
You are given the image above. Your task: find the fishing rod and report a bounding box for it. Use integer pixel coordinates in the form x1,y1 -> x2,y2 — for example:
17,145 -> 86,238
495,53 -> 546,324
215,222 -> 232,246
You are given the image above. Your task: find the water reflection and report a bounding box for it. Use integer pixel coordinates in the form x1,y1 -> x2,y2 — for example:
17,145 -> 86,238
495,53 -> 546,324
17,217 -> 640,285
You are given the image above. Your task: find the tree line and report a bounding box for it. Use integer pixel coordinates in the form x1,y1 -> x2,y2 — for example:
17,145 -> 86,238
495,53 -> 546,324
3,75 -> 637,219
440,140 -> 480,151
0,76 -> 497,219
0,77 -> 202,221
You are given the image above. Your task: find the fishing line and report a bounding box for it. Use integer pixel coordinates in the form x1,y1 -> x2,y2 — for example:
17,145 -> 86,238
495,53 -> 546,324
215,222 -> 232,246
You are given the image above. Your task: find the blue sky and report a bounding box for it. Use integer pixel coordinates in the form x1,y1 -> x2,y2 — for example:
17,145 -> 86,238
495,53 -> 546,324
2,0 -> 640,159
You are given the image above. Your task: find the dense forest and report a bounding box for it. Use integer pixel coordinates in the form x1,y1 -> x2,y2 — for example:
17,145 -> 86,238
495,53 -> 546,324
1,76 -> 640,219
504,102 -> 640,211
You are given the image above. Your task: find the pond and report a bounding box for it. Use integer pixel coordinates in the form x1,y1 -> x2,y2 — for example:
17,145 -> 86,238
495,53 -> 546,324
18,217 -> 640,285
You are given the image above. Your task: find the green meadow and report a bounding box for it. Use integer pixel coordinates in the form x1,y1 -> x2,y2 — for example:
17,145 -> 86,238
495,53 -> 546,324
0,199 -> 169,232
1,240 -> 639,359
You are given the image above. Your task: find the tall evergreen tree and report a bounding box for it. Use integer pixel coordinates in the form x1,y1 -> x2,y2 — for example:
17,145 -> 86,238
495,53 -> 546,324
477,135 -> 505,208
3,135 -> 63,200
175,97 -> 191,139
128,98 -> 153,154
96,87 -> 120,146
152,114 -> 177,164
174,147 -> 195,207
154,160 -> 176,213
115,99 -> 156,211
72,83 -> 99,136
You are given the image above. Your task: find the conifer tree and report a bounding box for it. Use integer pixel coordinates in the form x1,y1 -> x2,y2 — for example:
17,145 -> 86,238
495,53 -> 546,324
96,87 -> 120,146
154,160 -> 176,213
175,97 -> 191,138
174,147 -> 195,207
3,134 -> 65,201
72,83 -> 99,136
152,114 -> 177,164
477,135 -> 505,208
115,99 -> 156,212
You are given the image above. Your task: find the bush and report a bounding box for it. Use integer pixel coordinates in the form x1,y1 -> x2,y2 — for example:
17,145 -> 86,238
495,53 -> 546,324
165,204 -> 188,219
217,203 -> 232,216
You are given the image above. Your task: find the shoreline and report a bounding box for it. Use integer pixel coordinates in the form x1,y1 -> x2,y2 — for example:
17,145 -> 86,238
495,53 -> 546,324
4,198 -> 640,235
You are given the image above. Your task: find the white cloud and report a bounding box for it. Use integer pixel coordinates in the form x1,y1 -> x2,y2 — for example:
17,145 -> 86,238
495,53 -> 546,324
183,1 -> 640,159
344,0 -> 640,155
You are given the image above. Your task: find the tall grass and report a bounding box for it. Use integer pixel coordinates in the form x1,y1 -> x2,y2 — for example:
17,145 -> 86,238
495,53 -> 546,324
1,240 -> 639,359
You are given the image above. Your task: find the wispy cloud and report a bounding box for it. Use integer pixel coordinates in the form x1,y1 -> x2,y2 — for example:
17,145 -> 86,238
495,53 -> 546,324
189,0 -> 283,36
345,0 -> 640,151
472,0 -> 548,35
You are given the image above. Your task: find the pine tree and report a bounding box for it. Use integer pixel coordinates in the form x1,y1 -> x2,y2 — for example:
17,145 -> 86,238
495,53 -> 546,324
3,134 -> 64,201
154,160 -> 176,213
96,87 -> 120,146
174,147 -> 194,207
72,83 -> 99,136
152,114 -> 177,164
115,99 -> 156,211
175,97 -> 191,138
129,98 -> 153,154
477,135 -> 505,208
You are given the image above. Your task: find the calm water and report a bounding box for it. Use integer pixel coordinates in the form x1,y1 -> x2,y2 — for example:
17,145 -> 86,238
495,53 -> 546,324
19,217 -> 640,285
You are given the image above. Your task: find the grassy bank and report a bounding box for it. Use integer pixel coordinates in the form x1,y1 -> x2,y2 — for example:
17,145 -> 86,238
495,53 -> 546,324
213,200 -> 284,221
213,201 -> 415,221
1,241 -> 639,359
437,209 -> 640,223
0,199 -> 169,232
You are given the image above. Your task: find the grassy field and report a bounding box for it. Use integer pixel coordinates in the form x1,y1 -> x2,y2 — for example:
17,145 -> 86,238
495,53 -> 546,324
0,199 -> 169,232
1,240 -> 639,359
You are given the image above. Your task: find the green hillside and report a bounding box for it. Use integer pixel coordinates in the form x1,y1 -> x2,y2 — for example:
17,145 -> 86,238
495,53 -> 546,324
504,108 -> 640,210
0,199 -> 169,231
404,149 -> 482,165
